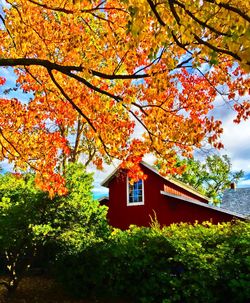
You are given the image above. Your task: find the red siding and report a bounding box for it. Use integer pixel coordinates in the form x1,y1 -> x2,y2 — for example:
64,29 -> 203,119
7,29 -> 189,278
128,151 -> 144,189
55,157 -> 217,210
106,165 -> 235,230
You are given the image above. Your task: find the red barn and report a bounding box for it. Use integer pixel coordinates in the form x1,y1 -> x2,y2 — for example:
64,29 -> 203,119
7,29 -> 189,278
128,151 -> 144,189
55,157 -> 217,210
101,162 -> 245,229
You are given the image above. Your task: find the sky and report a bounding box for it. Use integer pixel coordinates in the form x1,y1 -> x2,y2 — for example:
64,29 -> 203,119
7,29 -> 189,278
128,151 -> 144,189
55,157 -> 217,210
209,94 -> 250,186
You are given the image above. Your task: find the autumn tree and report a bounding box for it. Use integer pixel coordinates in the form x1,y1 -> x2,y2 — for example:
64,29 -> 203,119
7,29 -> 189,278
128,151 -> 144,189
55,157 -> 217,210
174,154 -> 244,203
0,0 -> 249,194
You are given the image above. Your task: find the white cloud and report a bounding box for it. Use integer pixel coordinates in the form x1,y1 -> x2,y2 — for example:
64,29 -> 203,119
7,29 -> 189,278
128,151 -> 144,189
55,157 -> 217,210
239,178 -> 250,187
0,68 -> 17,84
220,114 -> 250,171
87,162 -> 117,198
0,159 -> 13,172
216,109 -> 250,188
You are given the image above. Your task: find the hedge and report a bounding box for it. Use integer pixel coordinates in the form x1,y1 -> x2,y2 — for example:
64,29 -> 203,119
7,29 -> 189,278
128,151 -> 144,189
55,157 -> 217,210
55,220 -> 250,303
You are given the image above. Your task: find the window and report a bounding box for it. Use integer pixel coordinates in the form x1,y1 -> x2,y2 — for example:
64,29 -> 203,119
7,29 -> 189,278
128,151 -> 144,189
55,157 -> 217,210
127,178 -> 144,206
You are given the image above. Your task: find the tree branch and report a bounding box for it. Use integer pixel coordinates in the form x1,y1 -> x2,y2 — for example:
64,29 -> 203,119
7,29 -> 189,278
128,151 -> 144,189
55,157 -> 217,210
47,69 -> 97,132
193,34 -> 244,63
204,0 -> 250,23
62,70 -> 123,102
147,0 -> 166,26
48,69 -> 114,158
0,56 -> 195,84
0,58 -> 123,101
171,31 -> 190,52
0,58 -> 146,79
172,0 -> 232,37
168,0 -> 181,25
0,14 -> 16,48
27,0 -> 127,15
0,128 -> 38,171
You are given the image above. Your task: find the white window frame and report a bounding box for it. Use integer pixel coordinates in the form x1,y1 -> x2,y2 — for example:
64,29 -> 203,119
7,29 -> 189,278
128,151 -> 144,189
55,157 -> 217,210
127,177 -> 144,206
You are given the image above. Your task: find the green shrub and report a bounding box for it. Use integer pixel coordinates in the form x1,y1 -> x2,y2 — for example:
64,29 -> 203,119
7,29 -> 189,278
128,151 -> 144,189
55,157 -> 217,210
55,220 -> 250,303
0,163 -> 110,292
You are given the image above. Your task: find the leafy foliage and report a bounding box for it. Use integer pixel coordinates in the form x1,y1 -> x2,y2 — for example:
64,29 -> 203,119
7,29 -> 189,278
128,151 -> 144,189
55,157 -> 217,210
0,1 -> 249,194
0,173 -> 48,286
174,154 -> 244,203
55,220 -> 250,303
0,163 -> 109,292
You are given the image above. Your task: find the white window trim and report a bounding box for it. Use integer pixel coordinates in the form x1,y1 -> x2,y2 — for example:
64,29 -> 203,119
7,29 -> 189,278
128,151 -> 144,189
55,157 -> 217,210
126,176 -> 144,206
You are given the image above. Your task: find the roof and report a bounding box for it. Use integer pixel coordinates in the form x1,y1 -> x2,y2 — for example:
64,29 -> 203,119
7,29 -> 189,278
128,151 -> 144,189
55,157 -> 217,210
101,161 -> 209,202
101,166 -> 120,188
221,188 -> 250,217
98,196 -> 109,203
160,191 -> 246,219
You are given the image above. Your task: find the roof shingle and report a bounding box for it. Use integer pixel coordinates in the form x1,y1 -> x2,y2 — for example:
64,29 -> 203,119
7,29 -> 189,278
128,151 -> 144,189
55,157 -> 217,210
221,188 -> 250,217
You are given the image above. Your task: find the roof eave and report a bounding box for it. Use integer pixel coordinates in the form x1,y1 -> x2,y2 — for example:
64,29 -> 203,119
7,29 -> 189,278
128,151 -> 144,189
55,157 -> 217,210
160,190 -> 246,219
98,196 -> 109,202
100,166 -> 119,187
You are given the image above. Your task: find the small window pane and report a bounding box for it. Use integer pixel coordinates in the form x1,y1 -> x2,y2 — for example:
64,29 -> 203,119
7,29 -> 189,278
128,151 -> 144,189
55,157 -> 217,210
128,179 -> 144,204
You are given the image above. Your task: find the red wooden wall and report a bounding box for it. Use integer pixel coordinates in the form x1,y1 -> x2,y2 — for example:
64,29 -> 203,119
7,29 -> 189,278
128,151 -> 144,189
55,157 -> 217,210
106,165 -> 234,230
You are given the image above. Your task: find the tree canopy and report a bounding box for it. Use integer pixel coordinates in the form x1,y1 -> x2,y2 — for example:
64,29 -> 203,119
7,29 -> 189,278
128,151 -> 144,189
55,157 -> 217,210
174,154 -> 244,203
0,0 -> 249,194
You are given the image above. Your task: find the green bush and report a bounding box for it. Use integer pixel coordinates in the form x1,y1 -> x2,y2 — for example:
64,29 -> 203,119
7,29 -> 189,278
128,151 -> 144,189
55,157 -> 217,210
0,163 -> 110,292
55,220 -> 250,303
